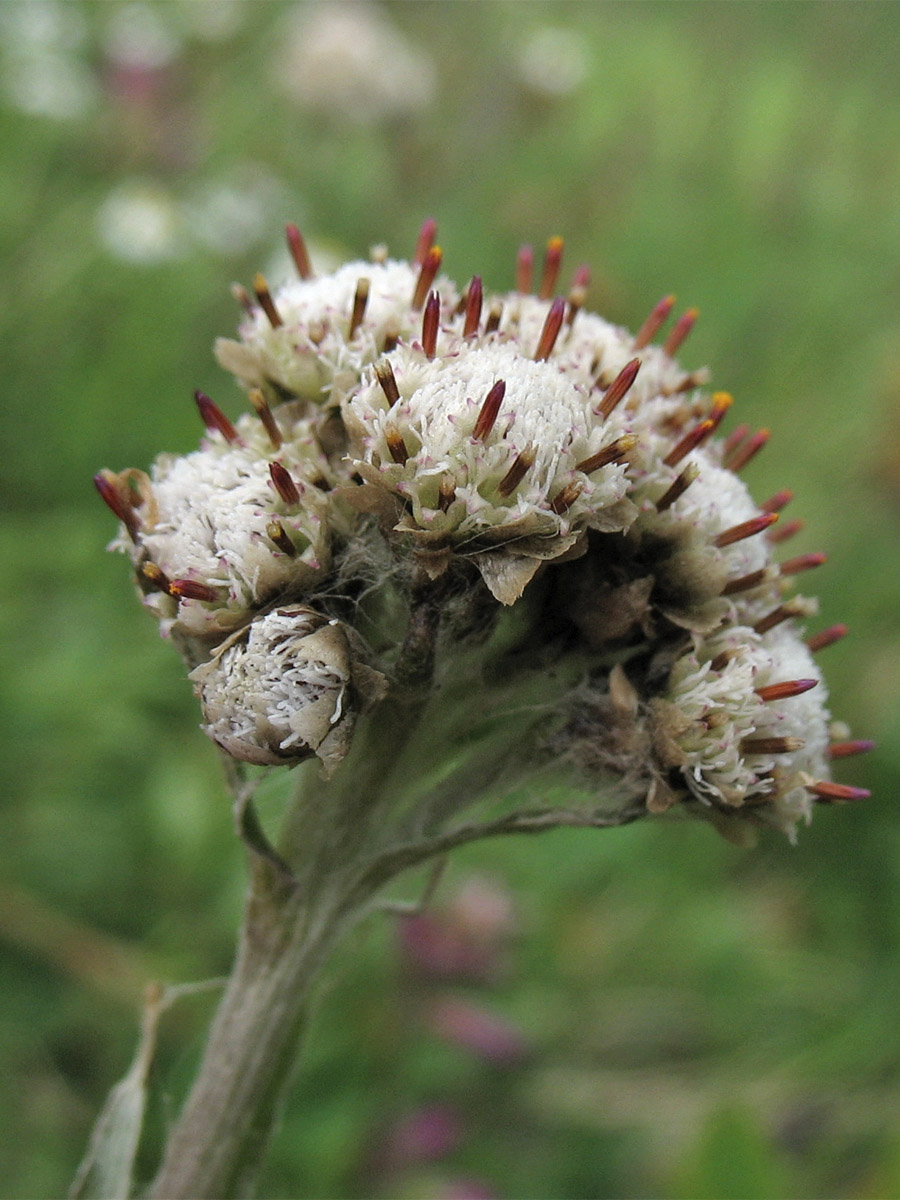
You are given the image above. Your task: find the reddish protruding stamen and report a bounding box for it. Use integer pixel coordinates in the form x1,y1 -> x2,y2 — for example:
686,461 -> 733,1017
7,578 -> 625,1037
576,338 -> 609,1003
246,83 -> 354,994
576,434 -> 638,475
760,489 -> 794,514
516,245 -> 533,293
463,276 -> 483,337
413,218 -> 437,266
94,470 -> 139,539
267,519 -> 297,557
534,297 -> 566,361
829,740 -> 876,759
780,552 -> 827,576
140,562 -> 171,593
349,277 -> 369,339
807,781 -> 871,803
169,579 -> 218,602
664,419 -> 715,468
195,391 -> 240,444
656,462 -> 701,512
740,736 -> 806,755
715,512 -> 779,548
231,282 -> 254,314
484,301 -> 503,334
375,360 -> 401,407
253,273 -> 283,328
538,236 -> 564,300
249,388 -> 283,450
382,320 -> 400,353
756,678 -> 819,702
767,518 -> 804,544
663,307 -> 699,356
421,290 -> 440,359
753,599 -> 809,635
497,447 -> 536,496
412,245 -> 442,310
722,423 -> 750,460
806,624 -> 848,652
384,426 -> 409,466
269,461 -> 300,505
285,223 -> 313,279
566,283 -> 588,327
595,358 -> 641,419
726,427 -> 770,472
709,649 -> 735,672
721,565 -> 777,596
473,380 -> 506,441
633,294 -> 675,350
707,392 -> 733,432
549,480 -> 584,515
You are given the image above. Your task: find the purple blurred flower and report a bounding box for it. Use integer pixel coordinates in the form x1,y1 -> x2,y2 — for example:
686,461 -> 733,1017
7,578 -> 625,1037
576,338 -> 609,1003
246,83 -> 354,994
427,996 -> 528,1065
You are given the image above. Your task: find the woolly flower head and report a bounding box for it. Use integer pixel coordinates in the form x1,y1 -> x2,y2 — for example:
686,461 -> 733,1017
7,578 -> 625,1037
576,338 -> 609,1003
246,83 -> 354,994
190,608 -> 386,775
96,220 -> 870,835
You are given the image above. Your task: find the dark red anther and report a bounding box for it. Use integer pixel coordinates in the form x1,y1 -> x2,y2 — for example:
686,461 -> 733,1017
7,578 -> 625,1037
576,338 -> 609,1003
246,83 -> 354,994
382,320 -> 400,353
140,562 -> 171,593
384,426 -> 409,466
663,307 -> 699,356
266,519 -> 297,557
807,781 -> 871,803
595,358 -> 641,419
285,223 -> 313,279
195,391 -> 240,444
725,427 -> 770,472
374,360 -> 401,407
497,447 -> 536,496
516,245 -> 533,293
740,736 -> 806,755
759,489 -> 794,514
412,245 -> 442,310
421,290 -> 440,359
230,282 -> 254,314
721,566 -> 776,596
484,301 -> 503,334
722,423 -> 750,460
806,624 -> 848,652
664,419 -> 715,468
576,434 -> 638,475
253,273 -> 283,328
767,518 -> 804,544
269,461 -> 300,506
472,380 -> 506,441
753,600 -> 807,635
829,739 -> 876,759
755,678 -> 819,702
549,480 -> 584,515
94,470 -> 139,539
248,388 -> 283,450
349,277 -> 370,339
413,218 -> 437,266
437,475 -> 456,512
538,236 -> 564,301
780,552 -> 827,576
169,578 -> 219,602
715,512 -> 779,548
656,462 -> 700,512
463,276 -> 483,337
534,296 -> 566,361
633,294 -> 675,350
707,392 -> 733,432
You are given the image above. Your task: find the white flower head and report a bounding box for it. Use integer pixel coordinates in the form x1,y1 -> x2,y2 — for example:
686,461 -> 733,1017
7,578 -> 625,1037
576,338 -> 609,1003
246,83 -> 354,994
344,339 -> 638,602
102,404 -> 338,640
664,623 -> 831,836
190,608 -> 386,775
215,252 -> 458,409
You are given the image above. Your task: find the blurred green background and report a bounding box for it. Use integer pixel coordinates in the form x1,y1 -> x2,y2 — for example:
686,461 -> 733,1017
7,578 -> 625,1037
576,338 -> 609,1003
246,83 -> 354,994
2,2 -> 899,1196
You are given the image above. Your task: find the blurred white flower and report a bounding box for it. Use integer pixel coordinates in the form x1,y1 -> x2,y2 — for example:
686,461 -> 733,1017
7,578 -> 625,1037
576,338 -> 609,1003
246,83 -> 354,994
103,2 -> 182,71
0,0 -> 96,119
516,27 -> 589,97
182,167 -> 289,258
274,2 -> 436,122
95,180 -> 184,264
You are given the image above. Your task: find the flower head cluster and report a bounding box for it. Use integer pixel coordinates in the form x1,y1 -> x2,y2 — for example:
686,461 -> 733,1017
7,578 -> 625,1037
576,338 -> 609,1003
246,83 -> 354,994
97,221 -> 871,837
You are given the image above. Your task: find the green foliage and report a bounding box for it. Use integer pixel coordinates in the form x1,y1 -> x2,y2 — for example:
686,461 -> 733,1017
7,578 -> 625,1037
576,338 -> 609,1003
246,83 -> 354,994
2,2 -> 899,1196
